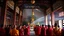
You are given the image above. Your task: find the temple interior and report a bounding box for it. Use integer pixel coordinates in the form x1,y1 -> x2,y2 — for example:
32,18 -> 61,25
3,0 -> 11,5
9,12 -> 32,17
0,0 -> 64,36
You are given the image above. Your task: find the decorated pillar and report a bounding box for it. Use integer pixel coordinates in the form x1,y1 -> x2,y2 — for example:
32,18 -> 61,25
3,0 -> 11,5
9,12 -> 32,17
18,9 -> 21,25
0,0 -> 7,27
13,2 -> 17,25
31,7 -> 34,23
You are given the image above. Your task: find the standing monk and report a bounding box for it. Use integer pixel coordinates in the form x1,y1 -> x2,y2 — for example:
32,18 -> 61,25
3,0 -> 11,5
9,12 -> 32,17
0,24 -> 6,36
19,26 -> 24,36
35,25 -> 41,36
46,25 -> 53,36
53,23 -> 61,36
40,25 -> 46,36
27,25 -> 30,36
61,27 -> 64,36
9,25 -> 19,36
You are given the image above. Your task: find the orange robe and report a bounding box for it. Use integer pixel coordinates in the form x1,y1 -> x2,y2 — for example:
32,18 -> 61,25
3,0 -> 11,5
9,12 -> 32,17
9,28 -> 19,36
53,28 -> 61,36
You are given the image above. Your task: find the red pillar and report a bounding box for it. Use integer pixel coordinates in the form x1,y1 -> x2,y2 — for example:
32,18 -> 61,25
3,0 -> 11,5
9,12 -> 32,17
51,12 -> 55,26
44,15 -> 48,25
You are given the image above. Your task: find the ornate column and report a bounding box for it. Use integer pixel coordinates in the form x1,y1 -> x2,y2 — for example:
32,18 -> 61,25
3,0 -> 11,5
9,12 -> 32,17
13,2 -> 17,25
18,9 -> 21,25
0,0 -> 7,28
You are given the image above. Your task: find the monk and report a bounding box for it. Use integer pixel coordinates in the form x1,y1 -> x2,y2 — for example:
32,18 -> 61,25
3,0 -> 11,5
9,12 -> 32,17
0,24 -> 6,36
53,23 -> 61,36
19,26 -> 24,36
27,25 -> 30,36
9,25 -> 19,36
34,25 -> 38,36
34,25 -> 36,34
24,26 -> 28,36
46,25 -> 53,36
35,25 -> 41,36
40,25 -> 46,36
61,27 -> 64,36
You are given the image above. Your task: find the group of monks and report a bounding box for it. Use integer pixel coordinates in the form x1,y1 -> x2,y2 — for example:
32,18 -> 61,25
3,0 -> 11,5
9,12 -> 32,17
34,23 -> 64,36
0,24 -> 30,36
0,23 -> 64,36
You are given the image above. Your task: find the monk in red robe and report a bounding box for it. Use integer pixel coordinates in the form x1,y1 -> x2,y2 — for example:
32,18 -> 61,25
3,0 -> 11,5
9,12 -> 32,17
46,25 -> 53,36
19,26 -> 24,36
40,25 -> 46,36
24,26 -> 28,36
0,24 -> 6,36
35,25 -> 41,36
34,25 -> 38,36
34,25 -> 36,34
27,25 -> 30,36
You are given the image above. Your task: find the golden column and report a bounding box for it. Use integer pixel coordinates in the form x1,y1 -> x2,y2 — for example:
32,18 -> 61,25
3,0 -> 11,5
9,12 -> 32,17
31,0 -> 35,26
31,7 -> 34,23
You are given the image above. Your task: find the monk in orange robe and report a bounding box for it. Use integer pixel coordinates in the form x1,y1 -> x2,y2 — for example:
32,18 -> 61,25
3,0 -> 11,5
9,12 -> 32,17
9,25 -> 19,36
53,24 -> 61,36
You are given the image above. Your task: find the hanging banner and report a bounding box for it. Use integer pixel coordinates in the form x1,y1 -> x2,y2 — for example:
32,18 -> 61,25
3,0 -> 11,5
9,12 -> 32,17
7,1 -> 14,10
16,6 -> 19,14
53,1 -> 62,11
59,11 -> 64,17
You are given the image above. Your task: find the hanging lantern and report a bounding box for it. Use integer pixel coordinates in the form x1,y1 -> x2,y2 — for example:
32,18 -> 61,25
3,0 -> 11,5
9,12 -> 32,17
31,0 -> 35,4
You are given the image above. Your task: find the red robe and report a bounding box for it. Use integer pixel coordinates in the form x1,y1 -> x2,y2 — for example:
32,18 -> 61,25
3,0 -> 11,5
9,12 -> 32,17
24,27 -> 28,36
27,26 -> 30,35
34,26 -> 36,35
35,26 -> 41,36
46,28 -> 53,36
19,28 -> 24,36
0,28 -> 6,36
40,26 -> 46,36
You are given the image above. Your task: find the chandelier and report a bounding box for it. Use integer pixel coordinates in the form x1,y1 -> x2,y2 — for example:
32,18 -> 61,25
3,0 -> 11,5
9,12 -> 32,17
31,0 -> 35,4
